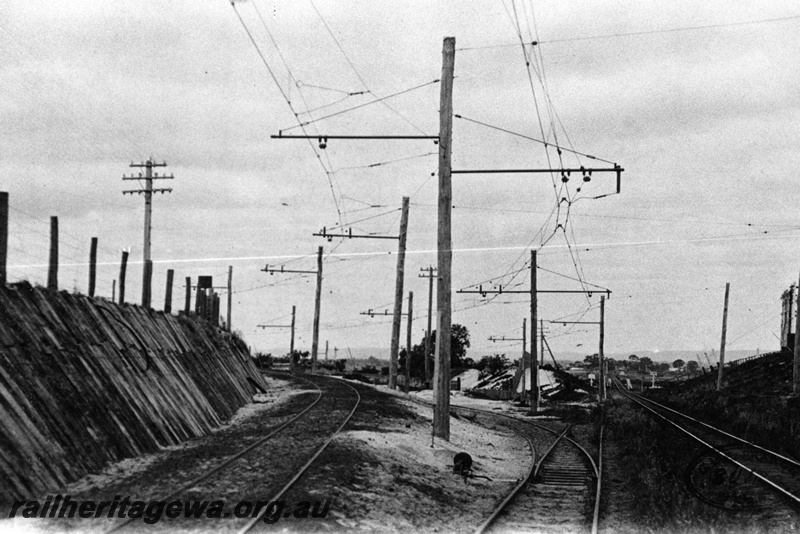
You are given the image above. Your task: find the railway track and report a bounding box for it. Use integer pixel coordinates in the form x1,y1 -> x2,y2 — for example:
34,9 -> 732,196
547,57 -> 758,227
448,405 -> 600,534
97,373 -> 361,533
613,377 -> 800,513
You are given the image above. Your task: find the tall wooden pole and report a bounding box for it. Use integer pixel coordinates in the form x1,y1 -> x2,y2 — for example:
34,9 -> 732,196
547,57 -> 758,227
88,237 -> 98,297
184,277 -> 191,314
521,317 -> 527,405
530,249 -> 539,413
325,340 -> 329,361
164,269 -> 174,314
290,305 -> 296,372
717,282 -> 730,391
599,295 -> 606,402
433,36 -> 455,440
112,280 -> 116,302
47,216 -> 58,291
540,318 -> 545,367
389,196 -> 410,389
0,192 -> 7,286
424,267 -> 434,385
311,246 -> 323,374
118,250 -> 129,305
0,191 -> 8,284
794,272 -> 800,396
405,291 -> 413,393
227,265 -> 233,332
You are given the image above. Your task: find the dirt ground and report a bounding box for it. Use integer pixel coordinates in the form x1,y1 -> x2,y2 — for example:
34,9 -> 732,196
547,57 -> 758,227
2,374 -> 533,534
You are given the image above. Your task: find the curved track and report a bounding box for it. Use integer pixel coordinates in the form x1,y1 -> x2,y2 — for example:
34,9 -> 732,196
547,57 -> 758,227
449,405 -> 600,534
105,373 -> 361,533
613,377 -> 800,510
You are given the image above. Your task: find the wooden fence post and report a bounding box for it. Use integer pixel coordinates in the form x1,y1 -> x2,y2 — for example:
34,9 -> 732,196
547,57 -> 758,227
88,237 -> 98,297
118,250 -> 129,305
164,269 -> 174,314
48,216 -> 58,290
0,192 -> 7,285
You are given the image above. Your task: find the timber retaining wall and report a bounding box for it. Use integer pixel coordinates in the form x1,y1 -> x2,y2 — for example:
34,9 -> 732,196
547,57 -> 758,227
0,282 -> 266,502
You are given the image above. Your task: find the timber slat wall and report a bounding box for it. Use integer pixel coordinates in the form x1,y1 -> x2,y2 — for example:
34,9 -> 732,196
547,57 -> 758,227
0,282 -> 265,502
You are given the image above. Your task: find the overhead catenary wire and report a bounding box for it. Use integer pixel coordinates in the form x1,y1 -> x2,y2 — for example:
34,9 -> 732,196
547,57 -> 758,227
455,13 -> 800,50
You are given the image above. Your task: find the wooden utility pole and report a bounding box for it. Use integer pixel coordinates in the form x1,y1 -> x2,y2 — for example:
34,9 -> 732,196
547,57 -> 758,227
123,160 -> 173,308
112,280 -> 116,302
420,266 -> 436,386
184,277 -> 191,314
325,340 -> 329,361
164,269 -> 174,314
717,282 -> 730,391
48,216 -> 58,291
389,196 -> 410,390
540,318 -> 545,367
794,272 -> 800,396
521,317 -> 527,405
433,36 -> 455,440
88,237 -> 98,297
227,265 -> 233,331
530,249 -> 538,413
405,291 -> 414,393
311,246 -> 323,374
290,305 -> 297,372
118,250 -> 129,305
0,192 -> 7,285
599,295 -> 606,402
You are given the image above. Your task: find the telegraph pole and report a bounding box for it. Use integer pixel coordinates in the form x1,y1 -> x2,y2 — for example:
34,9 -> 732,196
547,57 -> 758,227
717,282 -> 730,391
312,246 -> 323,373
530,250 -> 538,413
257,305 -> 296,370
599,295 -> 606,402
405,291 -> 414,393
122,159 -> 173,308
433,36 -> 455,440
389,197 -> 410,389
227,265 -> 233,332
459,250 -> 611,411
520,318 -> 528,405
262,249 -> 323,373
794,272 -> 800,396
420,266 -> 437,385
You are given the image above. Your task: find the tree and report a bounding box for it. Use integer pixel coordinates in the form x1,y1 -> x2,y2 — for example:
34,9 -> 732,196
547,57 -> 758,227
606,358 -> 617,371
686,360 -> 699,375
672,359 -> 685,370
638,356 -> 653,372
584,353 -> 599,368
405,324 -> 471,379
476,354 -> 509,377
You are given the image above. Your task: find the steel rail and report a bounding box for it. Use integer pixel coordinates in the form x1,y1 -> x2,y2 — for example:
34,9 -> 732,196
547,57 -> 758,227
238,376 -> 362,533
471,417 -> 538,534
450,405 -> 598,534
105,374 -> 324,533
613,378 -> 800,506
621,382 -> 800,469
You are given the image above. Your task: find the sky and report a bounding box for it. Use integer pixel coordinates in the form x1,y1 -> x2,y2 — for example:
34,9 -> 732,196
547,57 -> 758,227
2,1 -> 799,360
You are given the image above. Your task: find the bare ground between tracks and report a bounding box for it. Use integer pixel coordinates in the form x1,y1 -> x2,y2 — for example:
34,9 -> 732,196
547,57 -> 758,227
2,374 -> 530,533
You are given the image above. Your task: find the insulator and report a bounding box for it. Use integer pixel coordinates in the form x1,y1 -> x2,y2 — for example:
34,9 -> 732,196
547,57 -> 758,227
583,175 -> 591,182
561,174 -> 568,183
319,137 -> 327,149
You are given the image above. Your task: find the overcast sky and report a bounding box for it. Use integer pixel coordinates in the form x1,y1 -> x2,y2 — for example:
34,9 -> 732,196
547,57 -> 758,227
2,1 -> 799,359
